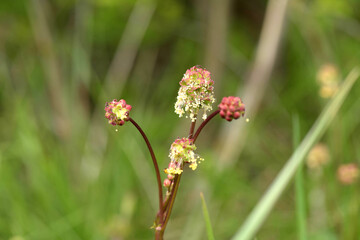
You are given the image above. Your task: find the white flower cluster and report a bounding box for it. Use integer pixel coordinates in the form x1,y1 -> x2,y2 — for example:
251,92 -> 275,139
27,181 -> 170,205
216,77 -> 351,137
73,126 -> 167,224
174,66 -> 215,122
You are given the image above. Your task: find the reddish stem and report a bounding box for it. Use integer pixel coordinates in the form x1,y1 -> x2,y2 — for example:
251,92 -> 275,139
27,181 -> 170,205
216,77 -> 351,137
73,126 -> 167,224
155,111 -> 221,238
155,230 -> 163,240
129,118 -> 164,223
162,193 -> 171,212
158,119 -> 198,238
192,109 -> 220,143
188,119 -> 197,139
159,174 -> 182,235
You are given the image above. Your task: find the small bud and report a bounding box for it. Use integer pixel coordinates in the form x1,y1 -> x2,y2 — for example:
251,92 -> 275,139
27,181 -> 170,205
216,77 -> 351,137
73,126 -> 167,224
218,96 -> 245,122
163,179 -> 172,188
233,112 -> 240,119
105,99 -> 132,126
220,110 -> 226,118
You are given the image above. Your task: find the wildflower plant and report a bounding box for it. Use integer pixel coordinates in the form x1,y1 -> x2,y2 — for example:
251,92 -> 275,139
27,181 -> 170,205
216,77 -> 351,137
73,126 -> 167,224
105,66 -> 246,239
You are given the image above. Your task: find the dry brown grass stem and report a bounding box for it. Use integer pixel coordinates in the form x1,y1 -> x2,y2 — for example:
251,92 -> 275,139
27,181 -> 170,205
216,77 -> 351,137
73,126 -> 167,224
204,0 -> 231,91
28,0 -> 69,139
217,0 -> 290,169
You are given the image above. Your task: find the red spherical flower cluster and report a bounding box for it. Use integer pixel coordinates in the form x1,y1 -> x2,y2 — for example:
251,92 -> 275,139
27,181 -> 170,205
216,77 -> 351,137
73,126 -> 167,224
105,99 -> 132,126
218,96 -> 245,122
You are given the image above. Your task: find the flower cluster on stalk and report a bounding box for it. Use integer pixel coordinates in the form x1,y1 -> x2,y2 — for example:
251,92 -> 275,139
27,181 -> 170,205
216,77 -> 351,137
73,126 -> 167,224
164,138 -> 203,177
105,99 -> 132,126
218,96 -> 245,121
174,66 -> 215,121
163,138 -> 203,189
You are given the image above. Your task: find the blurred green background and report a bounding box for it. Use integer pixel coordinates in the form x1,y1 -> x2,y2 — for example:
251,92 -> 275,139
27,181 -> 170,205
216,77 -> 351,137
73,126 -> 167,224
0,0 -> 360,239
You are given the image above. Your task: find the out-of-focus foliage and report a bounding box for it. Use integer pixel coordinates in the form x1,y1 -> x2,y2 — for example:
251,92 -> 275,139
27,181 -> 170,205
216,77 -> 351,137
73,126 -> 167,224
0,0 -> 359,239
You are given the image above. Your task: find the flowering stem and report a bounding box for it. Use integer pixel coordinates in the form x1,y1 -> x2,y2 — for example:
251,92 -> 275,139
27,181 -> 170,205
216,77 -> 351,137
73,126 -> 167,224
193,109 -> 220,143
129,118 -> 164,222
157,109 -> 221,237
158,119 -> 199,237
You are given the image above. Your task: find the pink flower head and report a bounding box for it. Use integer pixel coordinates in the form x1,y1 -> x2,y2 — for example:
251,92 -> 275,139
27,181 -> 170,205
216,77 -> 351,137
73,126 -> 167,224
337,163 -> 359,185
218,96 -> 245,122
175,66 -> 215,121
105,99 -> 132,126
164,138 -> 203,177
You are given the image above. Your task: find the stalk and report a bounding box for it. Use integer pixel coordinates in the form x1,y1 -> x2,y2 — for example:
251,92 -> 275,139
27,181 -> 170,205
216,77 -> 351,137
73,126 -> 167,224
159,174 -> 182,236
129,118 -> 164,222
189,119 -> 197,138
193,110 -> 220,143
157,120 -> 198,238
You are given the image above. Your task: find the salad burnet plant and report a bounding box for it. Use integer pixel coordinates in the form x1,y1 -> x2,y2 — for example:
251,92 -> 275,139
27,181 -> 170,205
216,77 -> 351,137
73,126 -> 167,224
105,66 -> 246,239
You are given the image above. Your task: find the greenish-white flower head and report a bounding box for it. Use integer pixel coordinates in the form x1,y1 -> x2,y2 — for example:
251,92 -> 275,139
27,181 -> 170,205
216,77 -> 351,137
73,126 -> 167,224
175,66 -> 215,121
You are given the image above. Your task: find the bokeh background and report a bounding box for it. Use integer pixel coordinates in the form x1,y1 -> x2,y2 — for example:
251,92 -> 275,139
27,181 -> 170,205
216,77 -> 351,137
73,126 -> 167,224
1,0 -> 360,239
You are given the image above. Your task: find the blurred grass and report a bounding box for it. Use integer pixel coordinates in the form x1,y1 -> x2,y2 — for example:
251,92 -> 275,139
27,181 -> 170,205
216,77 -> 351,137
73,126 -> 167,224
232,68 -> 359,240
293,114 -> 307,240
200,193 -> 215,240
0,0 -> 360,240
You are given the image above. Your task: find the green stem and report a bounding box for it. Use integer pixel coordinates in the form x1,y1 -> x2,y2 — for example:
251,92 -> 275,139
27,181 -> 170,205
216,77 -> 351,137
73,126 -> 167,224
293,114 -> 307,240
200,192 -> 216,240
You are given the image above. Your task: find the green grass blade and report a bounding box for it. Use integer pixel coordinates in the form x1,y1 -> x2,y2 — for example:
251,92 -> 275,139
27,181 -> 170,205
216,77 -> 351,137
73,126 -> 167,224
232,67 -> 360,240
293,114 -> 307,240
200,192 -> 215,240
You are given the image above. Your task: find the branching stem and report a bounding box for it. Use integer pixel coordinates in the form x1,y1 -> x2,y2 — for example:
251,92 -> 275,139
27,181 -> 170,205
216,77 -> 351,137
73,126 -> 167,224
156,109 -> 221,239
193,109 -> 220,143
